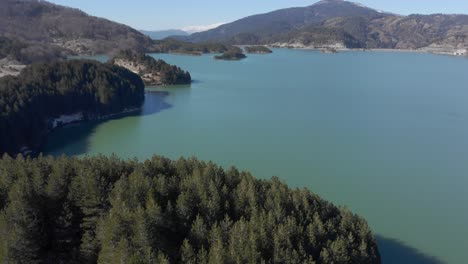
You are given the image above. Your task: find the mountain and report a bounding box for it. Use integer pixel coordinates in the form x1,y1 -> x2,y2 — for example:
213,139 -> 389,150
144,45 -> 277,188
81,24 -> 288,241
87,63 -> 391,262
270,13 -> 468,50
0,0 -> 153,55
140,29 -> 189,40
188,0 -> 388,43
187,0 -> 468,53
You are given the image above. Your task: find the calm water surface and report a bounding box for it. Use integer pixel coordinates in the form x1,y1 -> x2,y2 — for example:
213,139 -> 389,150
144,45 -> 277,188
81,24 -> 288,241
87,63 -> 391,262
47,49 -> 468,264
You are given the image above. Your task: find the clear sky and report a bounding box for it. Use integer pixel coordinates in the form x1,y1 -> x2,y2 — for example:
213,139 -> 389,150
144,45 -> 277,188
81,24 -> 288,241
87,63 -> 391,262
47,0 -> 468,30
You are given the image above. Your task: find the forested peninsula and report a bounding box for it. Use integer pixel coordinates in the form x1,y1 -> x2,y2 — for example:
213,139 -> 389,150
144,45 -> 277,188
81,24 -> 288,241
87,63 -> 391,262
152,39 -> 231,55
0,60 -> 145,155
0,155 -> 381,264
111,50 -> 191,86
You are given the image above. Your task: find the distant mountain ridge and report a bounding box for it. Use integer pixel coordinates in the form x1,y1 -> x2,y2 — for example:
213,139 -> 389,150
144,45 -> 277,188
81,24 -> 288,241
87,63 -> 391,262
187,0 -> 468,53
140,29 -> 189,40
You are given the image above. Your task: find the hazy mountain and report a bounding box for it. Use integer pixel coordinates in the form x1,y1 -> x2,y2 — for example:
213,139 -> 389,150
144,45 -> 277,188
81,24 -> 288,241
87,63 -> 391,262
182,22 -> 226,33
0,0 -> 153,55
140,29 -> 189,40
188,0 -> 388,43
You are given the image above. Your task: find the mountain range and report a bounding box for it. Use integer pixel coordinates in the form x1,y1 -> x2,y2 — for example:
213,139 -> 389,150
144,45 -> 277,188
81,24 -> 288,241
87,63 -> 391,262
0,0 -> 467,59
187,0 -> 468,52
140,29 -> 189,40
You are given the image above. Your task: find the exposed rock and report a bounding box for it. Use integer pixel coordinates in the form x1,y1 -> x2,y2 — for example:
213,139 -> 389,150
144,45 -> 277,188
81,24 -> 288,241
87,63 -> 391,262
0,58 -> 25,77
111,50 -> 191,86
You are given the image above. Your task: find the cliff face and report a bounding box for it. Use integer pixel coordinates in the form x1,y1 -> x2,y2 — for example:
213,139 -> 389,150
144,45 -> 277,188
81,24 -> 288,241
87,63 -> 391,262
113,58 -> 164,86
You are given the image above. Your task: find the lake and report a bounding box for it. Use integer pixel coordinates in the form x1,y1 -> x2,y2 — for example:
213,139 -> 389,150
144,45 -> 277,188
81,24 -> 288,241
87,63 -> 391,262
45,49 -> 468,264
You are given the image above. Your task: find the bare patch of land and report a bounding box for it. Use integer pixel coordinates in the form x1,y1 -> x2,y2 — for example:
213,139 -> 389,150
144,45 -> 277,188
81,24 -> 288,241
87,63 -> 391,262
0,59 -> 26,78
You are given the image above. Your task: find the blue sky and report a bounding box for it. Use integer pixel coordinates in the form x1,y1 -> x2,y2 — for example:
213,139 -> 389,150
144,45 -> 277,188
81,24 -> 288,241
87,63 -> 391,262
48,0 -> 468,30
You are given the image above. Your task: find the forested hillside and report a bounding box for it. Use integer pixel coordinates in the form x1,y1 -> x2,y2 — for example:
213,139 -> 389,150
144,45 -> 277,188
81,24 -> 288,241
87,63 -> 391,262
0,60 -> 145,155
0,36 -> 66,64
0,155 -> 381,263
0,0 -> 153,55
0,1 -> 236,57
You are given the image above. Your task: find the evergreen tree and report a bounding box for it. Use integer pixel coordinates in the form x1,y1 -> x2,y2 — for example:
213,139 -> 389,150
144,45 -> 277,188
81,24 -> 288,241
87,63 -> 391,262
0,155 -> 381,264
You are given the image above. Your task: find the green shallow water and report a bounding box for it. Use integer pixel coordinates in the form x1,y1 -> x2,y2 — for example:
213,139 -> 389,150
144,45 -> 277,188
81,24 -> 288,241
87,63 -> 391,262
46,49 -> 468,263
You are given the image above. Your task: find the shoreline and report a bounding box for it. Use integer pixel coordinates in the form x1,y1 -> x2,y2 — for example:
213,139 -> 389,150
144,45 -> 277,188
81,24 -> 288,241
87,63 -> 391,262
262,43 -> 467,57
21,106 -> 142,157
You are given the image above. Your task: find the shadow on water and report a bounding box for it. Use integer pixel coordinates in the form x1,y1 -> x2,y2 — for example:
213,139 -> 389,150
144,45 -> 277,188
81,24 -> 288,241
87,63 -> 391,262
42,90 -> 172,156
376,235 -> 445,264
191,79 -> 203,84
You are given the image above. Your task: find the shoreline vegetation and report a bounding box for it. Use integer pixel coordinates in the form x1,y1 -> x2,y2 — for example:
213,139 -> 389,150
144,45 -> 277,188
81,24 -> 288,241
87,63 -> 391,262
244,46 -> 273,54
259,43 -> 467,57
0,60 -> 145,156
0,155 -> 381,264
1,44 -> 465,79
151,38 -> 230,55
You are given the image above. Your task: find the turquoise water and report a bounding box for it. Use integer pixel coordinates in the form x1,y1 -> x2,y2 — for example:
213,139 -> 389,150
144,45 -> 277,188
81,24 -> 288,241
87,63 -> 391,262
46,49 -> 468,263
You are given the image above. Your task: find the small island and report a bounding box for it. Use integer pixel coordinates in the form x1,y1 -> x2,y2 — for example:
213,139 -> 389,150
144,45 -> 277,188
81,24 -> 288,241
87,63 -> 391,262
214,47 -> 247,61
111,49 -> 191,86
244,46 -> 273,54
